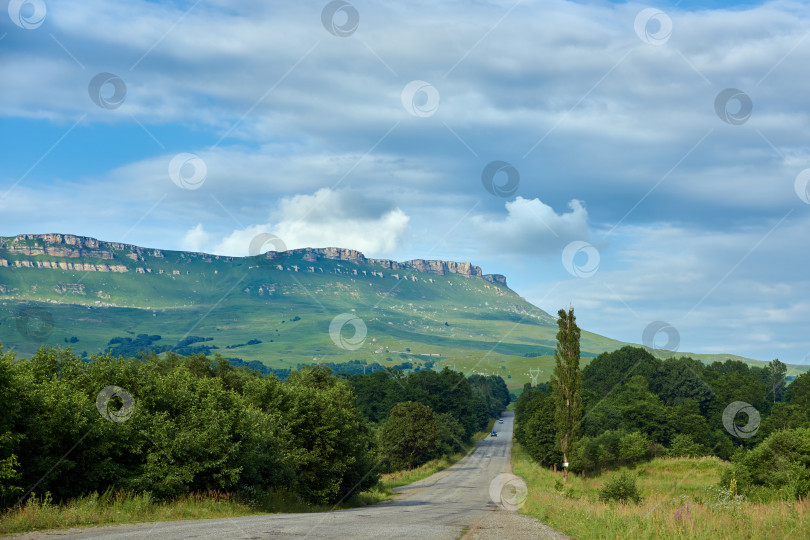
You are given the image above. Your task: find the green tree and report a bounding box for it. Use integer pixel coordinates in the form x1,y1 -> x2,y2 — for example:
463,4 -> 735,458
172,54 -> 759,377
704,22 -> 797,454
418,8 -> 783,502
0,347 -> 22,504
582,346 -> 660,404
757,402 -> 810,438
434,412 -> 465,457
765,359 -> 788,404
652,357 -> 713,412
785,371 -> 810,409
379,401 -> 437,470
519,393 -> 561,466
550,306 -> 582,481
4,348 -> 380,508
668,434 -> 708,458
282,366 -> 378,504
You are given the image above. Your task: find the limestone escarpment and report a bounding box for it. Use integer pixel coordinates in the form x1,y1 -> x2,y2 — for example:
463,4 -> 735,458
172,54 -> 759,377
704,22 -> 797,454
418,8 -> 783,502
0,235 -> 508,288
296,247 -> 502,283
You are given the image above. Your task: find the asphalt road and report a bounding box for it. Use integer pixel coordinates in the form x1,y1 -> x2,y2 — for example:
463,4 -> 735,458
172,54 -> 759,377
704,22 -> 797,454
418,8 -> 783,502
17,411 -> 567,539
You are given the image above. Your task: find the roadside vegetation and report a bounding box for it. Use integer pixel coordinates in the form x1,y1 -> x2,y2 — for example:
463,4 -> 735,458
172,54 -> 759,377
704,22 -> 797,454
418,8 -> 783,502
0,441 -> 483,535
513,306 -> 810,539
515,346 -> 810,490
0,344 -> 507,535
512,443 -> 809,539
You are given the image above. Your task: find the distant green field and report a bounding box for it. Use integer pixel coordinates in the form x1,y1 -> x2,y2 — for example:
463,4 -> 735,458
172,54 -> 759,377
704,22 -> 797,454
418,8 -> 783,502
1,235 -> 806,388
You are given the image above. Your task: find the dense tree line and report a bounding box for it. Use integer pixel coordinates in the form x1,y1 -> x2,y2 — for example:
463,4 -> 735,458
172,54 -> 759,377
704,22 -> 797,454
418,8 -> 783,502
106,334 -> 217,358
515,346 -> 810,498
351,370 -> 508,470
348,371 -> 507,433
0,345 -> 507,509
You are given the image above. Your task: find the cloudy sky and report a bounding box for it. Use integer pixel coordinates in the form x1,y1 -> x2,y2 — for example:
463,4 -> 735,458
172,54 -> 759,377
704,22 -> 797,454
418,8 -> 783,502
2,0 -> 809,363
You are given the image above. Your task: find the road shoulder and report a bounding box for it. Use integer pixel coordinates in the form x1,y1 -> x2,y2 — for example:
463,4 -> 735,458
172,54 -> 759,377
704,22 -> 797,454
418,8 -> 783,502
462,510 -> 574,540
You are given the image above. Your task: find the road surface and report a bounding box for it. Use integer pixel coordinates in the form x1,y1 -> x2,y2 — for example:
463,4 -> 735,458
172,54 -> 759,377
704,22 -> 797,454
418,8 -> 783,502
16,411 -> 567,539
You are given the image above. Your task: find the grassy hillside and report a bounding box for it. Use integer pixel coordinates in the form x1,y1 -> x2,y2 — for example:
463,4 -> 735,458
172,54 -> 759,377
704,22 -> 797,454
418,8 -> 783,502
1,234 -> 805,388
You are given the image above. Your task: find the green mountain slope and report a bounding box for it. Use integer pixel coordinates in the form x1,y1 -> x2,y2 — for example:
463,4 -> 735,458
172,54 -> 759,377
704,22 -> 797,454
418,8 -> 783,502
0,234 -> 805,388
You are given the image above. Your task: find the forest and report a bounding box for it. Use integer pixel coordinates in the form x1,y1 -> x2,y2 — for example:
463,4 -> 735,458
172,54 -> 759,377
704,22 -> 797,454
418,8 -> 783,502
515,345 -> 810,501
0,345 -> 508,509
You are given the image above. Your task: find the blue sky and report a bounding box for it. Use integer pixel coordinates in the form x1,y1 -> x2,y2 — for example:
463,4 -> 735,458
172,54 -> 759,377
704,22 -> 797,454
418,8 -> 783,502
2,0 -> 810,363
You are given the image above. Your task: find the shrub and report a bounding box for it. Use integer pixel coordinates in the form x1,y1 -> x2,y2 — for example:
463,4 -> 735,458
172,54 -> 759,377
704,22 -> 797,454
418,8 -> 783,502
618,431 -> 650,465
724,427 -> 810,500
668,433 -> 708,458
598,471 -> 642,504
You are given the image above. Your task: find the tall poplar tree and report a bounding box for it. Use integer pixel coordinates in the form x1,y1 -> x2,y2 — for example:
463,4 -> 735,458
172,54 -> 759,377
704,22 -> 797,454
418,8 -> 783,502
550,306 -> 582,482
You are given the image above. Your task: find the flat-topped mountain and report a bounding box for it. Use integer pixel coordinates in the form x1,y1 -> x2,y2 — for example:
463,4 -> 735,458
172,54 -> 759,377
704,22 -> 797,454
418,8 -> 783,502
0,234 -> 507,286
2,233 -> 794,387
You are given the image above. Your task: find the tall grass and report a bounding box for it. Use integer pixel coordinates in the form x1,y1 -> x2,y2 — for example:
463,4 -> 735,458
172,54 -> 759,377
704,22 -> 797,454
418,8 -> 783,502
0,489 -> 253,535
512,443 -> 810,539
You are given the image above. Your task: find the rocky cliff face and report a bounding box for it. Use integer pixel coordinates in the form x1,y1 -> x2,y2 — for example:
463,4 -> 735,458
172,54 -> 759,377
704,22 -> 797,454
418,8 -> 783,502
483,274 -> 507,286
0,235 -> 508,287
297,247 -> 505,285
5,234 -> 155,260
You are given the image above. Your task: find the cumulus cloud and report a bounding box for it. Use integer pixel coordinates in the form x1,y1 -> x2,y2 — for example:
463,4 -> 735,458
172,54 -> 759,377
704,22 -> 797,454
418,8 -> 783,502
181,223 -> 212,253
472,197 -> 591,255
185,188 -> 409,257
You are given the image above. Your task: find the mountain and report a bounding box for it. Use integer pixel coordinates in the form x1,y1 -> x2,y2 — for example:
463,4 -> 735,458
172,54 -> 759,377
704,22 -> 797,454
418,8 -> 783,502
0,234 -> 804,388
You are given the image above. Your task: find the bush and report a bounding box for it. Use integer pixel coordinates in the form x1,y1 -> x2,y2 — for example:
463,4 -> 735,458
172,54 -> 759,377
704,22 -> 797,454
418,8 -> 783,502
724,427 -> 810,500
598,471 -> 642,504
618,431 -> 650,465
668,434 -> 708,458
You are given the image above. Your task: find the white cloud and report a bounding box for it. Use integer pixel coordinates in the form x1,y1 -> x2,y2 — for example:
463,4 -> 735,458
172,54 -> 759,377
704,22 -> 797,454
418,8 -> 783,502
181,223 -> 212,253
187,188 -> 410,257
472,197 -> 591,255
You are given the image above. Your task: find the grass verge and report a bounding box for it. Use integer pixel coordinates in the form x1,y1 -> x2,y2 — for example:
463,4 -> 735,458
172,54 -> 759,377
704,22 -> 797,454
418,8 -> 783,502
0,490 -> 257,536
511,442 -> 810,539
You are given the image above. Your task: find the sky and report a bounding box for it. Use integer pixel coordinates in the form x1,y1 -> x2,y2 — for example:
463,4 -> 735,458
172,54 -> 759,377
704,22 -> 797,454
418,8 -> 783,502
2,0 -> 810,364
